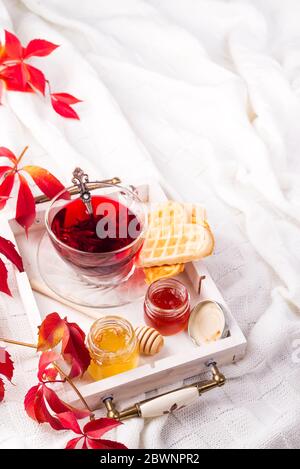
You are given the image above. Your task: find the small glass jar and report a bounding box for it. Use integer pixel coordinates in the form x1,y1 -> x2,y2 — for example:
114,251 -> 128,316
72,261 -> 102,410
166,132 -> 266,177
144,279 -> 191,336
87,316 -> 139,380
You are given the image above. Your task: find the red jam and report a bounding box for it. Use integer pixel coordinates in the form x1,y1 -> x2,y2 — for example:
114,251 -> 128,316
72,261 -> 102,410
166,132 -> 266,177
144,279 -> 190,336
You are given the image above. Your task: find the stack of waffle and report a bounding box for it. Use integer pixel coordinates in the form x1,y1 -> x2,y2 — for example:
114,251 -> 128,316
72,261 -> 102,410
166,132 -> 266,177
138,201 -> 214,283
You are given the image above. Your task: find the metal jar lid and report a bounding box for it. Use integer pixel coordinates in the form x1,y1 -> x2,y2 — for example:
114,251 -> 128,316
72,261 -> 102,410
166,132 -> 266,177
188,299 -> 229,347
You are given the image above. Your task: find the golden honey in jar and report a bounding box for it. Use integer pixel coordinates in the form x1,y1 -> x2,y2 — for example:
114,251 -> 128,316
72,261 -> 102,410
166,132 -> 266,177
87,316 -> 139,380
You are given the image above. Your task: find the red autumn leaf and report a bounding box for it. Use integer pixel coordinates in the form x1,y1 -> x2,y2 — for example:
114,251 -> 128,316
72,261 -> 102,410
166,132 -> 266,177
28,386 -> 64,431
61,320 -> 91,378
44,368 -> 59,382
37,312 -> 65,352
26,64 -> 46,95
82,439 -> 89,449
0,63 -> 28,91
0,259 -> 11,296
0,147 -> 17,162
24,383 -> 90,430
0,348 -> 14,402
0,166 -> 12,178
24,384 -> 39,420
0,379 -> 4,402
0,31 -> 81,118
0,349 -> 14,381
38,351 -> 60,381
4,30 -> 22,59
50,93 -> 82,105
0,145 -> 67,231
43,385 -> 89,419
37,313 -> 91,378
0,235 -> 23,272
83,418 -> 122,439
66,437 -> 83,450
57,411 -> 82,434
22,166 -> 66,200
24,39 -> 59,58
0,173 -> 15,210
15,173 -> 36,234
64,417 -> 127,450
51,95 -> 80,120
0,235 -> 23,296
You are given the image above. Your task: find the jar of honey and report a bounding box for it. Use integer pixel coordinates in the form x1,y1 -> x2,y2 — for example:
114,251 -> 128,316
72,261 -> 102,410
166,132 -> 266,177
87,316 -> 139,380
144,279 -> 191,336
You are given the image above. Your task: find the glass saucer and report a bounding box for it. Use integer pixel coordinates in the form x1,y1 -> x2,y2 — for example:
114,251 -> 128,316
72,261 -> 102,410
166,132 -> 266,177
37,232 -> 148,308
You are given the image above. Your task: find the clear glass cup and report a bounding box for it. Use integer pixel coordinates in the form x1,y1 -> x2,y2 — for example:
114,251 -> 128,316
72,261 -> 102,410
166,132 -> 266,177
45,182 -> 147,288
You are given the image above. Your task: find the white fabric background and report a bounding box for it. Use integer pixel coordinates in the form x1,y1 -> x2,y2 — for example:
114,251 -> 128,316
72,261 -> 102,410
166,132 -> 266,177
0,0 -> 300,449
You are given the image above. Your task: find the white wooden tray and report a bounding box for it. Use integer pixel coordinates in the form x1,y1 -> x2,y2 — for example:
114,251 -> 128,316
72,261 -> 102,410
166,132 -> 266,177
0,180 -> 247,411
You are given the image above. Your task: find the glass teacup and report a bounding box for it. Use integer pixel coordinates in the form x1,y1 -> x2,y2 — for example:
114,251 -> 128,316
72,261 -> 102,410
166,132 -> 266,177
45,182 -> 147,288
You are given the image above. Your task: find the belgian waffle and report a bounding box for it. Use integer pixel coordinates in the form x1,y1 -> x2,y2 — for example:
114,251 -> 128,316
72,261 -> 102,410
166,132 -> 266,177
138,201 -> 214,268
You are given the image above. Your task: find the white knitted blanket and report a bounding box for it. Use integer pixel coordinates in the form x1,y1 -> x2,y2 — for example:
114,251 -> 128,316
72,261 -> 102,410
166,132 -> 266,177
0,0 -> 300,449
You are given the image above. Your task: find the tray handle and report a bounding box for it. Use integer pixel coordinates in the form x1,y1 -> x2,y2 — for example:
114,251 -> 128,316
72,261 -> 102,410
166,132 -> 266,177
103,362 -> 225,421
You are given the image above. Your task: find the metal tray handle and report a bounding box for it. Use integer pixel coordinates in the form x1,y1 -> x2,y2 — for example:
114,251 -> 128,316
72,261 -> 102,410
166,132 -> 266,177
103,362 -> 225,421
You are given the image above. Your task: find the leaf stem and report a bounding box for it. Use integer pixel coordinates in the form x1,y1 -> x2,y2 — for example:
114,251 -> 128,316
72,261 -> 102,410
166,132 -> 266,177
17,146 -> 29,165
0,336 -> 94,418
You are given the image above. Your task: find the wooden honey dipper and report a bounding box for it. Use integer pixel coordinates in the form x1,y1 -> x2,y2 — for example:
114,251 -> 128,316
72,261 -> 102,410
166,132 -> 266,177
135,326 -> 164,356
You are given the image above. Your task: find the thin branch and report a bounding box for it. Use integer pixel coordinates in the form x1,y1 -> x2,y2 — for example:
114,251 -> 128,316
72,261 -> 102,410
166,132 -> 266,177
0,337 -> 36,349
0,336 -> 94,418
17,146 -> 29,165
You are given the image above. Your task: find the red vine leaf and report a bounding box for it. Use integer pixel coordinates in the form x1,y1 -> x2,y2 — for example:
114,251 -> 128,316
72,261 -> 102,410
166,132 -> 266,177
65,437 -> 83,450
26,65 -> 46,95
0,145 -> 67,232
51,94 -> 80,120
0,235 -> 23,296
37,313 -> 91,378
61,320 -> 91,378
0,166 -> 12,178
0,235 -> 24,272
64,416 -> 127,450
0,348 -> 14,402
15,174 -> 36,234
4,30 -> 22,60
38,351 -> 60,382
42,385 -> 89,419
24,39 -> 59,58
83,418 -> 122,439
0,147 -> 17,162
37,313 -> 65,352
24,383 -> 90,430
0,65 -> 33,93
57,411 -> 82,434
50,93 -> 82,105
0,259 -> 11,296
0,31 -> 81,117
0,379 -> 4,402
0,349 -> 14,381
0,63 -> 28,91
0,173 -> 14,210
22,166 -> 65,200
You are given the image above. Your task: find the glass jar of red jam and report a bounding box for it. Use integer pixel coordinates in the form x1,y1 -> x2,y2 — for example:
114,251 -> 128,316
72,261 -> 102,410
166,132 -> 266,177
144,279 -> 191,336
